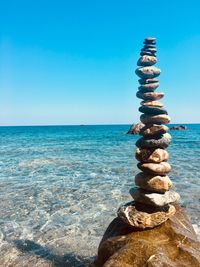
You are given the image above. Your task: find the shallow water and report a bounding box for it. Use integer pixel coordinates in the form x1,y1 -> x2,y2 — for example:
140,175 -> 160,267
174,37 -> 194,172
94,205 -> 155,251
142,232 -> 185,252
0,124 -> 199,266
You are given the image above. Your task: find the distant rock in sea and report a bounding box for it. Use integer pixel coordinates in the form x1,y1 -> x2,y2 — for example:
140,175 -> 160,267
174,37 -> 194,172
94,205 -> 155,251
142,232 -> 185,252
127,122 -> 144,134
170,125 -> 187,130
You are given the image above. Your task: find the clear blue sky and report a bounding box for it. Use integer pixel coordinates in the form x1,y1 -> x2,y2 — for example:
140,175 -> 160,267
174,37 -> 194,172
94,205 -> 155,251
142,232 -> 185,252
0,0 -> 200,125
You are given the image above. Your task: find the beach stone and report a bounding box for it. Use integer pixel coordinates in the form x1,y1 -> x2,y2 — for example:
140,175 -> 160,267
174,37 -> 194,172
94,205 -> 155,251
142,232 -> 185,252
136,91 -> 164,101
140,51 -> 156,56
140,100 -> 164,107
135,172 -> 172,192
137,55 -> 157,66
139,105 -> 168,115
136,133 -> 171,149
140,124 -> 168,137
144,37 -> 156,42
117,202 -> 175,229
95,204 -> 200,267
140,114 -> 171,124
130,188 -> 180,207
137,161 -> 171,175
135,66 -> 161,79
141,47 -> 157,53
143,44 -> 156,49
138,82 -> 159,91
139,78 -> 159,85
135,148 -> 169,163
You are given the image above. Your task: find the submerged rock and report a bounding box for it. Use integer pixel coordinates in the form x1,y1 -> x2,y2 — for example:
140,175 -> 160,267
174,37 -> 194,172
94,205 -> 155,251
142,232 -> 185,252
95,205 -> 200,267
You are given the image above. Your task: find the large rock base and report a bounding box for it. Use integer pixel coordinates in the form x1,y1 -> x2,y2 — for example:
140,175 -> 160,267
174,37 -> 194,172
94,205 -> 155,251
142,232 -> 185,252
95,205 -> 200,267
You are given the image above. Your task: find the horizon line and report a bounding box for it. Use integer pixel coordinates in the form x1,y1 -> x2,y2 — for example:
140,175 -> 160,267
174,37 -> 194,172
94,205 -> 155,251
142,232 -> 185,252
0,122 -> 199,127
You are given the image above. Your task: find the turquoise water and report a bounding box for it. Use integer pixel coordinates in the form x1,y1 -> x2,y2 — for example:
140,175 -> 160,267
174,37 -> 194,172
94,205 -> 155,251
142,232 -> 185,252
0,124 -> 200,266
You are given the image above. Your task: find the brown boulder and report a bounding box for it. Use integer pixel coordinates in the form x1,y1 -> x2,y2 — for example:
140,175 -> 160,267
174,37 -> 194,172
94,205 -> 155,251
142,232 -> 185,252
95,205 -> 200,267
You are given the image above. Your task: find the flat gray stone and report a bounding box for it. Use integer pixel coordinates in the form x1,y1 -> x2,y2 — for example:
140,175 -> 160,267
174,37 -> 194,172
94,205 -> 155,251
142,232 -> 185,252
130,188 -> 180,207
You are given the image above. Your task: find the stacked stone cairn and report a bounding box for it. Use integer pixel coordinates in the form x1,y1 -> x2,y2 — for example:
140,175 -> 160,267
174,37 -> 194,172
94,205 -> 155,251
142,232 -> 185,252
118,37 -> 180,230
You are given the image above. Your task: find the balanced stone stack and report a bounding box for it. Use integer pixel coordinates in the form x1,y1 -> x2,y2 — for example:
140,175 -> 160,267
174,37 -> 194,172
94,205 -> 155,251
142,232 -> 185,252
118,37 -> 180,229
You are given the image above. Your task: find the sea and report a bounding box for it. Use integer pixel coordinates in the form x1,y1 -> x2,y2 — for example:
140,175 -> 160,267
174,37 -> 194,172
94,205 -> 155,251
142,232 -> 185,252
0,124 -> 199,266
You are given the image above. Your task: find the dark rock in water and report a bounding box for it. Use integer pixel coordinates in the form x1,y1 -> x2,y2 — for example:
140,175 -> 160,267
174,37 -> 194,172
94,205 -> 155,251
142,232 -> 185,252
127,123 -> 144,134
136,133 -> 171,149
95,205 -> 200,267
139,105 -> 168,115
137,161 -> 171,175
138,78 -> 159,85
170,125 -> 187,130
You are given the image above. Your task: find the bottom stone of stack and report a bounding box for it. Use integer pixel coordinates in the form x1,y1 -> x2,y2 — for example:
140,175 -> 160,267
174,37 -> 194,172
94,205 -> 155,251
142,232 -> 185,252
117,201 -> 175,229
